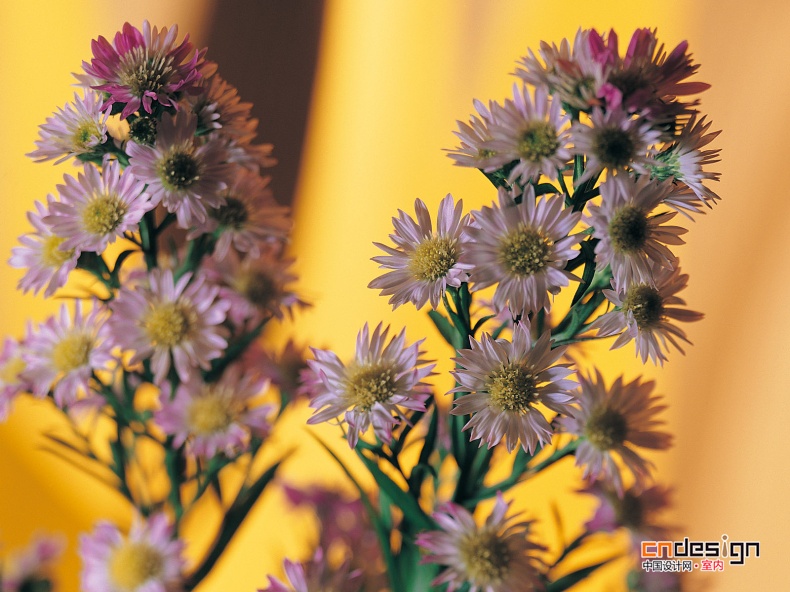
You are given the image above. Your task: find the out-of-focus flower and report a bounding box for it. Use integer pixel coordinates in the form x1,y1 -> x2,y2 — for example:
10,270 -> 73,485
109,269 -> 229,384
23,301 -> 112,407
587,175 -> 686,289
450,321 -> 575,453
369,194 -> 473,310
0,334 -> 33,421
1,534 -> 64,592
571,107 -> 662,186
155,365 -> 272,457
416,493 -> 545,592
464,186 -> 582,317
27,91 -> 108,164
306,323 -> 433,448
259,549 -> 362,592
79,513 -> 185,592
9,197 -> 79,297
592,265 -> 703,365
46,160 -> 152,253
80,21 -> 204,119
484,85 -> 571,184
126,111 -> 231,228
558,370 -> 671,495
190,61 -> 257,143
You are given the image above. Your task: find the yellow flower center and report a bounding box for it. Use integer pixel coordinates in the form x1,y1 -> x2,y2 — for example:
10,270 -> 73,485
142,301 -> 196,348
608,206 -> 648,253
41,235 -> 75,268
622,284 -> 664,330
408,236 -> 458,282
108,541 -> 165,592
51,333 -> 93,373
498,226 -> 552,277
584,406 -> 628,450
593,126 -> 636,169
159,149 -> 200,191
0,356 -> 26,385
119,47 -> 173,98
518,121 -> 559,162
72,121 -> 102,150
81,193 -> 129,236
487,364 -> 538,414
458,529 -> 511,586
186,387 -> 237,436
345,362 -> 397,411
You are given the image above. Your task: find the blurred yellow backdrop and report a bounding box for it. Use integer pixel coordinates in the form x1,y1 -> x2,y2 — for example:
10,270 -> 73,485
1,1 -> 788,591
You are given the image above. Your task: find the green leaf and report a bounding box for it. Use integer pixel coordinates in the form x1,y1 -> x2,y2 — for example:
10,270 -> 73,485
547,560 -> 610,592
428,310 -> 462,349
533,182 -> 560,196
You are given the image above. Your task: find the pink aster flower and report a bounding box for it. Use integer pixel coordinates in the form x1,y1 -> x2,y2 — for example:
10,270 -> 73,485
450,321 -> 576,453
463,186 -> 582,317
0,334 -> 34,421
27,91 -> 108,164
190,61 -> 258,144
484,85 -> 571,184
558,370 -> 671,496
46,159 -> 152,253
189,167 -> 291,260
591,264 -> 703,365
155,365 -> 273,457
570,107 -> 662,186
260,549 -> 362,592
446,99 -> 502,171
79,513 -> 186,592
586,175 -> 687,289
369,194 -> 473,310
23,301 -> 112,407
126,111 -> 231,228
1,534 -> 64,592
108,269 -> 229,384
81,21 -> 204,119
416,493 -> 545,592
306,323 -> 433,448
9,197 -> 79,297
583,482 -> 674,551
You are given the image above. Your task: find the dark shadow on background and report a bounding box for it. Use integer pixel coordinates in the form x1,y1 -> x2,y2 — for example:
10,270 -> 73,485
204,1 -> 326,206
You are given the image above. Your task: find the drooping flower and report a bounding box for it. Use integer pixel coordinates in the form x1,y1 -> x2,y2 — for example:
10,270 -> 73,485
570,107 -> 662,186
126,111 -> 231,228
591,264 -> 703,365
558,370 -> 671,495
464,186 -> 582,316
447,99 -> 502,171
0,335 -> 33,421
587,175 -> 686,289
450,321 -> 576,454
155,365 -> 273,457
80,21 -> 204,119
189,167 -> 290,260
306,323 -> 433,448
9,197 -> 79,297
1,534 -> 64,592
369,194 -> 473,310
79,513 -> 186,592
416,493 -> 545,592
108,269 -> 229,384
27,91 -> 108,164
46,159 -> 152,253
484,85 -> 571,184
260,549 -> 362,592
23,301 -> 112,407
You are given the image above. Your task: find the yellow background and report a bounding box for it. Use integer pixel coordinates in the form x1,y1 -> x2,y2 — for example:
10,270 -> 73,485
1,1 -> 788,591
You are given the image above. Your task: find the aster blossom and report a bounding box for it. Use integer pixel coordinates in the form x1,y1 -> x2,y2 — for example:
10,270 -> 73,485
155,365 -> 273,458
369,194 -> 473,310
27,91 -> 108,164
9,197 -> 79,297
46,159 -> 152,252
558,370 -> 672,496
306,323 -> 433,448
451,321 -> 576,454
190,61 -> 258,143
587,174 -> 687,289
81,21 -> 204,119
416,493 -> 545,592
463,186 -> 582,316
1,534 -> 64,592
23,300 -> 113,408
108,269 -> 229,384
446,99 -> 502,171
0,335 -> 33,421
126,111 -> 231,228
260,549 -> 362,592
591,264 -> 703,365
79,513 -> 186,592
